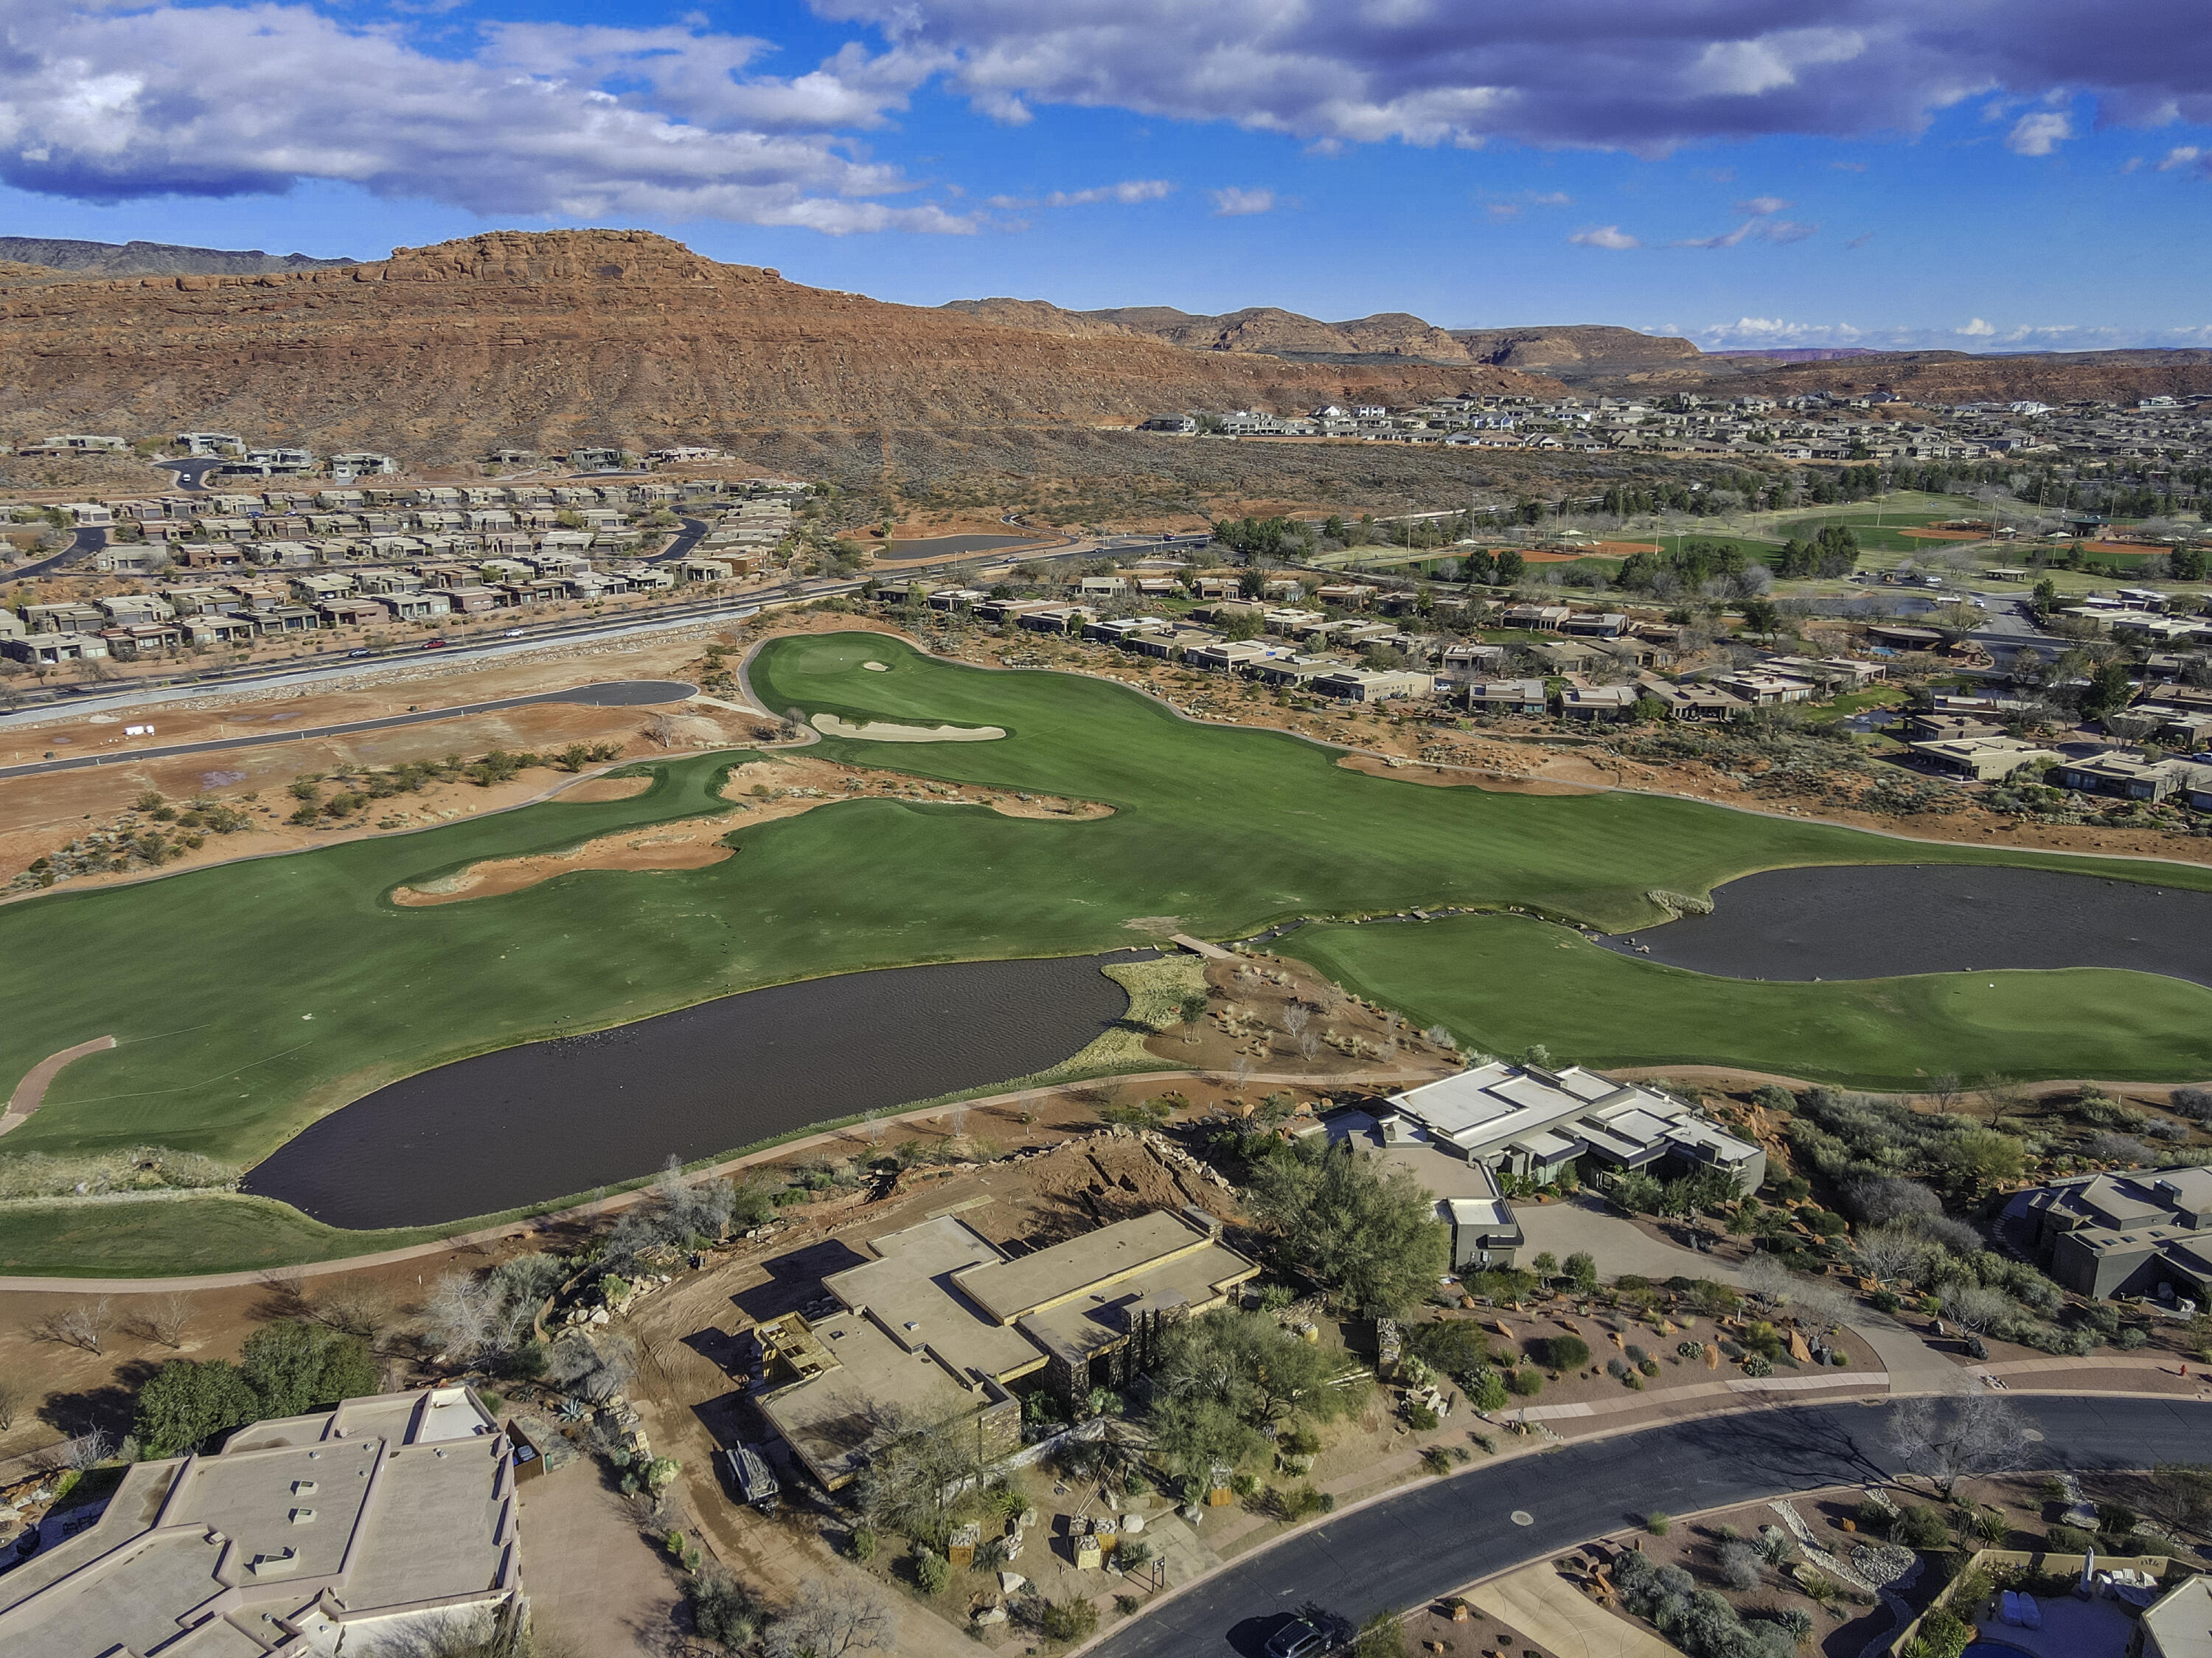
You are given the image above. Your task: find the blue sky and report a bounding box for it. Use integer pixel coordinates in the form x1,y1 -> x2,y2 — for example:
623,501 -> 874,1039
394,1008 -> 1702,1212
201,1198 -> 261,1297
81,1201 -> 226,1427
5,0 -> 2210,351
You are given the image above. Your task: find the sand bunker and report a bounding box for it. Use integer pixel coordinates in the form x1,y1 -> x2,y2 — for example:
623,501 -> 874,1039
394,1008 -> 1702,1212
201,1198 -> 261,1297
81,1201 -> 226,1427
863,661 -> 890,672
392,756 -> 1104,905
813,713 -> 1005,742
1336,753 -> 1602,795
558,774 -> 655,802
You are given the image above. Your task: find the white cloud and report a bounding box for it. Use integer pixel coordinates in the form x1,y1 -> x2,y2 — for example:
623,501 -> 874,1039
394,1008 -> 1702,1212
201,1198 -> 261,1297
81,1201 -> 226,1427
1674,198 -> 1818,248
815,1 -> 2212,155
1486,203 -> 1523,220
0,0 -> 972,231
1528,191 -> 1573,206
1570,225 -> 1641,249
1209,185 -> 1276,216
1960,317 -> 1996,335
987,178 -> 1174,209
2158,145 -> 2210,175
1687,316 -> 2212,351
2006,110 -> 2074,155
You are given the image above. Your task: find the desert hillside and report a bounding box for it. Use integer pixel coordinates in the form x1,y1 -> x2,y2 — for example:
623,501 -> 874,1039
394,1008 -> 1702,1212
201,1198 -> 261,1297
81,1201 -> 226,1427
0,231 -> 1557,463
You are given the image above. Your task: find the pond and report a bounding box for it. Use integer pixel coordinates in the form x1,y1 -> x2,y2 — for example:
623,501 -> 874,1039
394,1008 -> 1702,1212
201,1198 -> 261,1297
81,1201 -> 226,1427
886,533 -> 1038,558
1598,864 -> 2212,987
240,950 -> 1152,1229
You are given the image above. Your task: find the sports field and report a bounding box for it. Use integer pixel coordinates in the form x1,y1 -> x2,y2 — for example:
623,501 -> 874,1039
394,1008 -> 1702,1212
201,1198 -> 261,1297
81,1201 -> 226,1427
2,630 -> 2208,1269
1281,914 -> 2212,1090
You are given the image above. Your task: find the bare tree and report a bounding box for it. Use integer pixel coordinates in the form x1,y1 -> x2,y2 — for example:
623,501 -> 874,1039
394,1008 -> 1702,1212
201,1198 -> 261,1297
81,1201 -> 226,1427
1939,1283 -> 2014,1336
1854,1225 -> 1927,1286
1925,1073 -> 1964,1115
1229,1055 -> 1256,1096
147,1292 -> 194,1349
68,1427 -> 117,1470
1380,1010 -> 1400,1058
423,1272 -> 501,1362
1887,1392 -> 2034,1499
310,1281 -> 394,1342
39,1298 -> 113,1355
1281,1003 -> 1310,1045
645,712 -> 681,748
764,1581 -> 893,1658
0,1376 -> 26,1432
1423,1025 -> 1455,1051
1298,1031 -> 1322,1065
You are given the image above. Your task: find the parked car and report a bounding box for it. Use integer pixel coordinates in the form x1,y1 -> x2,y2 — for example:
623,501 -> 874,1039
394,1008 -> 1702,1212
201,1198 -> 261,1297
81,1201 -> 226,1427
1265,1617 -> 1328,1658
724,1444 -> 779,1511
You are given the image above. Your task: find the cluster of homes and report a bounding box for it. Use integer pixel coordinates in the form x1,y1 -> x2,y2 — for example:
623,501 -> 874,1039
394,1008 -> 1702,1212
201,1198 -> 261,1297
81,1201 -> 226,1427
1,482 -> 799,663
1136,391 -> 2212,470
13,432 -> 742,479
744,1060 -> 1766,1491
0,1386 -> 520,1657
877,570 -> 1903,720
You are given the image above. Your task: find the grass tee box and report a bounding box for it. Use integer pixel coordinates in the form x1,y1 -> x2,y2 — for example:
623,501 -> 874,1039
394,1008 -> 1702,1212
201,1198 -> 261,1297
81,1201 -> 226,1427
1,632 -> 2209,1273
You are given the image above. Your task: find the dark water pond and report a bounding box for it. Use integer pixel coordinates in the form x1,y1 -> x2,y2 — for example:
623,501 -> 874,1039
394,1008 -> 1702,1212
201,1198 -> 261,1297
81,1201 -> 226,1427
1599,864 -> 2212,986
242,951 -> 1152,1229
887,533 -> 1036,557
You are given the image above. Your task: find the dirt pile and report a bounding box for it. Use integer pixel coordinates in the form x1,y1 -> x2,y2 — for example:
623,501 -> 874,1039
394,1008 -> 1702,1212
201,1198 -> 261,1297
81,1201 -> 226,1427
0,230 -> 1559,461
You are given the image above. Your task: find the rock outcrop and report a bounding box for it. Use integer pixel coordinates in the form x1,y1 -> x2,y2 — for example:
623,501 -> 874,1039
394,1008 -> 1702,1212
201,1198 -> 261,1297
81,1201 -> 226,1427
0,231 -> 1557,460
0,237 -> 355,277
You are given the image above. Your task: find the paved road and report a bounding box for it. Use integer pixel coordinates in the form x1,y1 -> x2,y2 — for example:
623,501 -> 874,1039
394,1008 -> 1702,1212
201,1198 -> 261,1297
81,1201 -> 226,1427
0,679 -> 697,779
13,526 -> 106,581
153,458 -> 225,492
1091,1394 -> 2212,1658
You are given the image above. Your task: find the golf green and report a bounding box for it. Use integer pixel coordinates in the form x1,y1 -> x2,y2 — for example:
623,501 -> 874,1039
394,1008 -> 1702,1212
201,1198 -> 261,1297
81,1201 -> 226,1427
1279,913 -> 2212,1090
1,630 -> 2206,1272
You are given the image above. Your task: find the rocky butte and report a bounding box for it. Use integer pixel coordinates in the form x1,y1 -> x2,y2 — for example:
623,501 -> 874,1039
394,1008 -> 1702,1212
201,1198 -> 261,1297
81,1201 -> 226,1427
0,230 -> 1562,464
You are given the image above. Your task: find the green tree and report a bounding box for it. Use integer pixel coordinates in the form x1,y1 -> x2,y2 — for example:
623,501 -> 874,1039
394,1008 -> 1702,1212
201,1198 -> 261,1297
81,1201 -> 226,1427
135,1358 -> 261,1457
1565,1251 -> 1599,1295
1738,598 -> 1781,638
1248,1146 -> 1448,1315
240,1320 -> 379,1418
2082,659 -> 2137,721
1942,1129 -> 2025,1192
1494,549 -> 1526,584
1152,1309 -> 1350,1430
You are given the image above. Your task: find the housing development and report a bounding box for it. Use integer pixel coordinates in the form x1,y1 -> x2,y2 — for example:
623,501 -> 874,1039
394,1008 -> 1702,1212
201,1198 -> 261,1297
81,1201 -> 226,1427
4,220 -> 2212,1658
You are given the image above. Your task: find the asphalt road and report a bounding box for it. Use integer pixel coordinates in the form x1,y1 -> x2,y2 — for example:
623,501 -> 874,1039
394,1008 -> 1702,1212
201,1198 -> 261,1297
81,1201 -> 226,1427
0,678 -> 697,779
13,526 -> 106,582
1091,1394 -> 2212,1658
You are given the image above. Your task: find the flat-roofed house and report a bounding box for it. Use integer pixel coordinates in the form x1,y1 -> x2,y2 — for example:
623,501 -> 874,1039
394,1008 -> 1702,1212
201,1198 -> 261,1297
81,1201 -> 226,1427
2020,1166 -> 2212,1300
756,1210 -> 1257,1490
1183,638 -> 1273,673
2056,753 -> 2199,802
1310,666 -> 1434,703
1559,685 -> 1638,720
1380,1062 -> 1767,1194
1464,678 -> 1549,715
1911,735 -> 2058,781
0,1387 -> 520,1658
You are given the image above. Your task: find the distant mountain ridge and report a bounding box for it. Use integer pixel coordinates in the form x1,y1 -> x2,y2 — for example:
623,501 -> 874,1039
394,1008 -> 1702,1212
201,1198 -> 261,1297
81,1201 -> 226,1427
942,296 -> 1701,374
0,237 -> 357,276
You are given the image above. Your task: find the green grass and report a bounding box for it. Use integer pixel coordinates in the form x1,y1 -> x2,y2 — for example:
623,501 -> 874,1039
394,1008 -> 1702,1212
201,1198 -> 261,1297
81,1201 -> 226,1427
4,630 -> 2211,1270
0,1196 -> 435,1275
1280,913 -> 2212,1090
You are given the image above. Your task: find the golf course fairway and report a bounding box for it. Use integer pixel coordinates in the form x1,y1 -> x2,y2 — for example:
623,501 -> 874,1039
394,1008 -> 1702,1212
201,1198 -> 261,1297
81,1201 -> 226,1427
1,629 -> 2208,1273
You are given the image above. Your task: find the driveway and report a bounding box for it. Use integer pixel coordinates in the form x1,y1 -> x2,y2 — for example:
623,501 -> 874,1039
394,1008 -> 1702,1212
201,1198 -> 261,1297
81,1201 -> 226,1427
1470,1564 -> 1680,1658
1512,1199 -> 1962,1395
515,1463 -> 686,1655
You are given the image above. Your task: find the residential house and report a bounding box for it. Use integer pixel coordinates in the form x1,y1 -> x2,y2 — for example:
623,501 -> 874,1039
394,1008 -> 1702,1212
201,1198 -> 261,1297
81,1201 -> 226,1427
1078,574 -> 1130,596
1016,605 -> 1092,635
2056,753 -> 2204,802
1439,642 -> 1506,680
1464,678 -> 1550,716
1636,679 -> 1747,722
0,1387 -> 520,1658
1366,1062 -> 1765,1202
20,602 -> 105,635
1559,685 -> 1638,720
187,615 -> 257,646
1559,611 -> 1629,638
1712,671 -> 1815,706
1310,666 -> 1433,703
99,622 -> 184,657
2,633 -> 109,665
1911,735 -> 2059,781
757,1211 -> 1256,1488
1500,603 -> 1571,632
1528,639 -> 1606,674
2017,1166 -> 2212,1299
678,558 -> 736,583
317,599 -> 384,628
1184,638 -> 1275,673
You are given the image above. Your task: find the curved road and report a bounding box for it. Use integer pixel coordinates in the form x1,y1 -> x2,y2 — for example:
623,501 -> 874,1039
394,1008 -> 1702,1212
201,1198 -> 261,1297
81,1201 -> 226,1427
1091,1393 -> 2212,1658
0,679 -> 697,779
13,526 -> 107,582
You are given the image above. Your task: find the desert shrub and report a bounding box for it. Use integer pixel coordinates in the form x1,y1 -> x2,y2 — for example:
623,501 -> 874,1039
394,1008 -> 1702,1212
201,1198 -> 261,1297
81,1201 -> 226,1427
1467,1368 -> 1509,1413
1896,1505 -> 1952,1550
2047,1523 -> 2096,1552
1677,1340 -> 1705,1361
1040,1598 -> 1099,1640
850,1527 -> 877,1561
1719,1539 -> 1762,1590
1537,1334 -> 1590,1371
1507,1368 -> 1543,1397
1402,1400 -> 1439,1431
912,1547 -> 950,1595
1742,1355 -> 1773,1379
